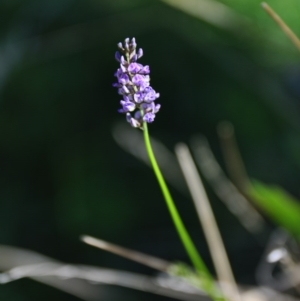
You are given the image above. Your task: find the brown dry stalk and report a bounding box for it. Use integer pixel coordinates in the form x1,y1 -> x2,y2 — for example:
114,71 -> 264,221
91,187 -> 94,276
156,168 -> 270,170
261,2 -> 300,51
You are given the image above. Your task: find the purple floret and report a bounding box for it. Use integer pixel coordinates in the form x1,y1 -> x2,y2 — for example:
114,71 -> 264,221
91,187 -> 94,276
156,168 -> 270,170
143,112 -> 156,123
128,63 -> 142,74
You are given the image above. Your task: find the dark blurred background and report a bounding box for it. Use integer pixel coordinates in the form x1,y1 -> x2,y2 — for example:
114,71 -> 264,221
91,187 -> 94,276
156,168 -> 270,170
1,0 -> 300,300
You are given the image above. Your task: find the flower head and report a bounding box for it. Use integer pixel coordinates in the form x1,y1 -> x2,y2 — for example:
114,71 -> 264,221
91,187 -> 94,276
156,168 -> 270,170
114,37 -> 160,128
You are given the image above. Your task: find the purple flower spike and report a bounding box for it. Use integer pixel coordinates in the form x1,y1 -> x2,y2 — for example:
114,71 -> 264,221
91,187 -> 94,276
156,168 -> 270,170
113,38 -> 160,129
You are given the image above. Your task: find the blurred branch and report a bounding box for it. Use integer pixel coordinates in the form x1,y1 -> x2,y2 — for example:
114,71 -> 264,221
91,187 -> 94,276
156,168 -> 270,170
0,245 -> 103,301
0,243 -> 298,301
217,121 -> 250,193
261,2 -> 300,52
175,143 -> 240,301
81,235 -> 170,272
190,135 -> 267,237
0,245 -> 208,301
0,262 -> 208,301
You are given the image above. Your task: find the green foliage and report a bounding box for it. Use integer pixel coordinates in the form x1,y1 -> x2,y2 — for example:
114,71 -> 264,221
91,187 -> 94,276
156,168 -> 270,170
168,262 -> 222,299
248,180 -> 300,238
168,262 -> 204,288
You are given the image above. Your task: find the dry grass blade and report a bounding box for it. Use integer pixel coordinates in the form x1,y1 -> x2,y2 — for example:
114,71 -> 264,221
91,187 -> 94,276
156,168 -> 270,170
81,235 -> 170,272
261,2 -> 300,51
175,143 -> 240,301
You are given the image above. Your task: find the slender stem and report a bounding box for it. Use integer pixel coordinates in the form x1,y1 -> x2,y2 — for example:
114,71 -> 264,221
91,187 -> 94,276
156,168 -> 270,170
175,143 -> 240,301
261,2 -> 300,52
81,235 -> 170,272
142,122 -> 216,285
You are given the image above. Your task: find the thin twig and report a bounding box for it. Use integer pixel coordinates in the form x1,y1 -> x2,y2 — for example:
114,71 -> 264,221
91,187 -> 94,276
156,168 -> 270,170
81,235 -> 170,272
0,246 -> 102,301
0,244 -> 209,301
0,262 -> 208,301
261,2 -> 300,52
175,143 -> 241,301
1,245 -> 298,301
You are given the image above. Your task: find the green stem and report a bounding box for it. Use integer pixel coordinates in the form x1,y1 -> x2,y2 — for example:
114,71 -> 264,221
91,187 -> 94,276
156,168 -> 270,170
142,121 -> 219,298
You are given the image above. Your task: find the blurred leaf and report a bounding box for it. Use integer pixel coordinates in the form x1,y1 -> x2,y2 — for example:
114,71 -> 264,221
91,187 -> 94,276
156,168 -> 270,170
168,262 -> 219,297
248,180 -> 300,237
